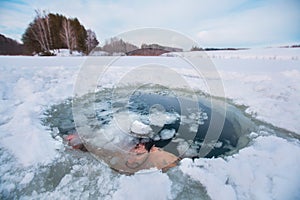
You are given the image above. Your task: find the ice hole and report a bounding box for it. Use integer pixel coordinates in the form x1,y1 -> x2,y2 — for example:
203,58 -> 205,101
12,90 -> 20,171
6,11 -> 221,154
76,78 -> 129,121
43,87 -> 257,173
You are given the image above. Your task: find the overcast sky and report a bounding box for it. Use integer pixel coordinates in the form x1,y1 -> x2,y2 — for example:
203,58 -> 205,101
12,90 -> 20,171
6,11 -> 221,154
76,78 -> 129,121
0,0 -> 299,48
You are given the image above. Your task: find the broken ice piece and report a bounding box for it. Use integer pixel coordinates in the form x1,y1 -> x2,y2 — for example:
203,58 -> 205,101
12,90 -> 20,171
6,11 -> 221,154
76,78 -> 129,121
160,129 -> 176,140
130,120 -> 152,138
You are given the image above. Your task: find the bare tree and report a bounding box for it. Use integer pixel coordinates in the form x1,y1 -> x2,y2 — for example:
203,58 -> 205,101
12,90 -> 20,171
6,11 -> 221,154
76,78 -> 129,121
60,19 -> 76,54
44,11 -> 52,50
102,37 -> 137,54
30,10 -> 51,52
85,29 -> 99,54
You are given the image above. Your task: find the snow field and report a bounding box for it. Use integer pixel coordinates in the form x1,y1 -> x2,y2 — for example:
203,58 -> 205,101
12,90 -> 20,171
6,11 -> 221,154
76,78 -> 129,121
0,48 -> 299,199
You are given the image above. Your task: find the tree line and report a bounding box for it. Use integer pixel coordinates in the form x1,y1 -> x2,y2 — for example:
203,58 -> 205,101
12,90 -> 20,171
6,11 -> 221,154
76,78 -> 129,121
22,10 -> 98,55
101,37 -> 138,54
0,34 -> 28,55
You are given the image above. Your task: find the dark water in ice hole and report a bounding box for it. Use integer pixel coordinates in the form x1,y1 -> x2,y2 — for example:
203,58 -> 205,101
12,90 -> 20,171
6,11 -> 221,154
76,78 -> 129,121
127,92 -> 239,158
43,90 -> 255,159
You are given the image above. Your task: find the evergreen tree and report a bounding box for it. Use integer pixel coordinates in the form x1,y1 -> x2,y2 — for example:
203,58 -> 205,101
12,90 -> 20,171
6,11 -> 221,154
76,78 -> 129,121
49,13 -> 65,50
71,18 -> 87,52
86,29 -> 99,54
22,11 -> 97,55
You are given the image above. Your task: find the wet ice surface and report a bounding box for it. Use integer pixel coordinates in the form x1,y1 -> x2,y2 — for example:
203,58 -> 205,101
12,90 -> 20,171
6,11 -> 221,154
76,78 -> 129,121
0,147 -> 120,199
1,50 -> 300,199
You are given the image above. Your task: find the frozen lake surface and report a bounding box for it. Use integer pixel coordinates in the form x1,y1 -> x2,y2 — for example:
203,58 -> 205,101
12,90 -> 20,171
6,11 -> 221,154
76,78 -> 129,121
0,48 -> 300,199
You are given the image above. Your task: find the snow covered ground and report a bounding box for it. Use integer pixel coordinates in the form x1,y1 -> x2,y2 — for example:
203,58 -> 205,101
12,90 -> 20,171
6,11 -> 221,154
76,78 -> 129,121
0,48 -> 299,199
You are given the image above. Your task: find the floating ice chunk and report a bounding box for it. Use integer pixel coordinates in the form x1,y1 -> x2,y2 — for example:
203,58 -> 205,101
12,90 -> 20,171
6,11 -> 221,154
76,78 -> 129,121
177,140 -> 190,156
113,111 -> 139,133
149,110 -> 179,127
185,147 -> 198,157
149,112 -> 165,127
160,129 -> 176,140
130,120 -> 152,138
172,138 -> 185,143
214,141 -> 223,148
189,124 -> 198,132
202,112 -> 208,120
165,112 -> 180,124
152,134 -> 161,141
180,115 -> 192,124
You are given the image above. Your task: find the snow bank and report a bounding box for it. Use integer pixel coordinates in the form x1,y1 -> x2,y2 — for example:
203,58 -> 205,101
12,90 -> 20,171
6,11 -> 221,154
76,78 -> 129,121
180,135 -> 300,200
112,169 -> 172,200
214,59 -> 300,134
50,49 -> 84,57
89,50 -> 110,56
0,57 -> 84,166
